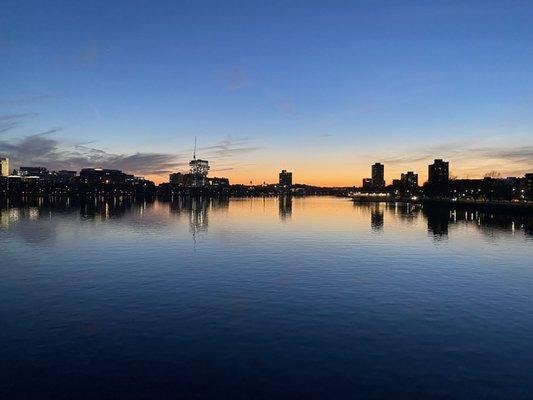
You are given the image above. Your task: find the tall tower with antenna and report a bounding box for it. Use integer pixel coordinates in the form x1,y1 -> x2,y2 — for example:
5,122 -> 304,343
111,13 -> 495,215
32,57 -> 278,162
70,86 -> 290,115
189,137 -> 209,187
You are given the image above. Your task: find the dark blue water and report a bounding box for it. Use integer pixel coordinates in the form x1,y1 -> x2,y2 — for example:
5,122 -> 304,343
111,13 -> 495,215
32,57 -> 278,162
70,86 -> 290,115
1,197 -> 532,399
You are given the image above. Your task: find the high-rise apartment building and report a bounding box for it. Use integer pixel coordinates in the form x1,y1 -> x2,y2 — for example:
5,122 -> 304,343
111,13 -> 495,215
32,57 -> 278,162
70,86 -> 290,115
279,170 -> 292,188
371,163 -> 385,188
428,159 -> 449,184
0,157 -> 9,177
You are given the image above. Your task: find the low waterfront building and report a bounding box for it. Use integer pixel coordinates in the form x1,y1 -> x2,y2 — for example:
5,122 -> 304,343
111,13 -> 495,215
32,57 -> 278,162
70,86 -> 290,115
362,178 -> 373,190
207,177 -> 229,187
19,166 -> 49,178
79,168 -> 127,185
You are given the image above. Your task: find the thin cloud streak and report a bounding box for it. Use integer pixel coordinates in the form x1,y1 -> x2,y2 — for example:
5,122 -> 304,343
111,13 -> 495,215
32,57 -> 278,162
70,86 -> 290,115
0,113 -> 39,134
380,141 -> 533,179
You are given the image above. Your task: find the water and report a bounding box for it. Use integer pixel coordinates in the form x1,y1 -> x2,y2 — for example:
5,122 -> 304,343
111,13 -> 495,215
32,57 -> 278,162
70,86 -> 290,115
1,196 -> 532,399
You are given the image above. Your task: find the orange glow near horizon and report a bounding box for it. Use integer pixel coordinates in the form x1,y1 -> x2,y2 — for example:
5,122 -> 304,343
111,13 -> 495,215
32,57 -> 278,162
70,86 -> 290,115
144,158 -> 531,187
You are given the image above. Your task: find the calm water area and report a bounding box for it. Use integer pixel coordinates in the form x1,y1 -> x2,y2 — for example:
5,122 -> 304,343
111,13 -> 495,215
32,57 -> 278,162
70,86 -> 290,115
1,196 -> 532,399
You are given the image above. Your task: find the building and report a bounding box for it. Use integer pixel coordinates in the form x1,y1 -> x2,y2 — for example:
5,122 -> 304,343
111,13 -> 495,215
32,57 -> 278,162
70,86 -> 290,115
525,173 -> 533,200
50,170 -> 77,184
400,171 -> 419,195
371,163 -> 385,188
279,170 -> 292,188
401,171 -> 418,188
170,159 -> 215,189
207,177 -> 229,187
392,172 -> 419,196
0,157 -> 8,177
79,168 -> 127,184
426,159 -> 450,197
19,166 -> 49,178
428,159 -> 449,184
189,158 -> 210,187
362,178 -> 373,190
169,172 -> 186,186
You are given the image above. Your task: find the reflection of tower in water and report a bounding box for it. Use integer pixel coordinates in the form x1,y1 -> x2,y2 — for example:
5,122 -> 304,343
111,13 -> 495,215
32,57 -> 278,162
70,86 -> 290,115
169,196 -> 209,234
189,196 -> 209,235
279,195 -> 292,220
370,206 -> 384,231
169,196 -> 229,239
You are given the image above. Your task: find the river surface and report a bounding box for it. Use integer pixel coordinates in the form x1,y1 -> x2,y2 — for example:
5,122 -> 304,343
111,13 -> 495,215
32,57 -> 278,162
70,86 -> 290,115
1,196 -> 532,399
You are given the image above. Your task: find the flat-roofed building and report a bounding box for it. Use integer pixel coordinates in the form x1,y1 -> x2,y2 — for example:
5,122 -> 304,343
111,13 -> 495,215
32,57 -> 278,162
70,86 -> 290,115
0,157 -> 9,177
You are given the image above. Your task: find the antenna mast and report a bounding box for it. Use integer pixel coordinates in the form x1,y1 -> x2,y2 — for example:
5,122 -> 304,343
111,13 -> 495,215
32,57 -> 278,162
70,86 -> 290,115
193,136 -> 197,160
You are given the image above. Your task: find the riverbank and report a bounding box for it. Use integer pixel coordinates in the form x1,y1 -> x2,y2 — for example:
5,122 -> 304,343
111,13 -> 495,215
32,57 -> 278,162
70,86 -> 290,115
350,195 -> 533,213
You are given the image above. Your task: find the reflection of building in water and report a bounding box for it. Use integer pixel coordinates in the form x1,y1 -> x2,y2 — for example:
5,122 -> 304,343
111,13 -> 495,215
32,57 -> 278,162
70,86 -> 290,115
79,197 -> 148,220
169,196 -> 229,236
422,204 -> 533,240
0,208 -> 8,228
370,206 -> 384,231
425,207 -> 450,238
189,197 -> 208,233
279,195 -> 292,220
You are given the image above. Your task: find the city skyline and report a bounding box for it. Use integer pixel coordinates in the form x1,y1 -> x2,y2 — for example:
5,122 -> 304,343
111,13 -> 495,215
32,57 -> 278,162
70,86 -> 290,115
2,1 -> 533,185
1,143 -> 531,186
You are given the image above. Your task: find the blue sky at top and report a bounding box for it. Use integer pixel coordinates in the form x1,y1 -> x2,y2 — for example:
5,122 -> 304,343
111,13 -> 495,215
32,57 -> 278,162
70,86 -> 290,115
1,0 -> 532,184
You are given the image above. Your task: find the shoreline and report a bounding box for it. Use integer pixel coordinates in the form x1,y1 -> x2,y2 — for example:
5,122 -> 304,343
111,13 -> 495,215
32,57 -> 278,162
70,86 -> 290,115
350,196 -> 533,213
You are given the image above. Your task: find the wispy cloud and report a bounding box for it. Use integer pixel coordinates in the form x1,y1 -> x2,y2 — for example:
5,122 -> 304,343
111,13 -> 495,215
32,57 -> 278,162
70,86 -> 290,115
0,95 -> 55,107
0,113 -> 39,134
380,140 -> 533,178
475,146 -> 533,163
199,137 -> 263,160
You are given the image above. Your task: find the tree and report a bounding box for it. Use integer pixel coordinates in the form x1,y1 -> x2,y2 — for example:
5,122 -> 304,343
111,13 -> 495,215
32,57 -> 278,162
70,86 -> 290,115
484,171 -> 501,179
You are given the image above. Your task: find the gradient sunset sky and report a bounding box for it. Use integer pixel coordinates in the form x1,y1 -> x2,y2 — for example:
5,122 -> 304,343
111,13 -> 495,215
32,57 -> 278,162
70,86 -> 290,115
1,0 -> 532,185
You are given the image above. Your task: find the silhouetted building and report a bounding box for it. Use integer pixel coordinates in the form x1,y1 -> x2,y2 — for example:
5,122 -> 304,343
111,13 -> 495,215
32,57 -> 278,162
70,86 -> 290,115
371,163 -> 385,188
392,171 -> 419,197
428,159 -> 449,184
426,159 -> 450,197
53,170 -> 76,181
449,177 -> 519,201
79,168 -> 127,184
362,178 -> 373,190
0,157 -> 9,177
206,177 -> 229,187
19,166 -> 49,178
526,173 -> 533,200
449,179 -> 483,200
392,178 -> 400,188
279,170 -> 292,189
170,172 -> 185,186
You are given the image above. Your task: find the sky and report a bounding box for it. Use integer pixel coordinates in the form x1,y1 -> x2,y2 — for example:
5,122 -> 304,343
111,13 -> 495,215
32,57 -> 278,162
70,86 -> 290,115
1,0 -> 533,185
